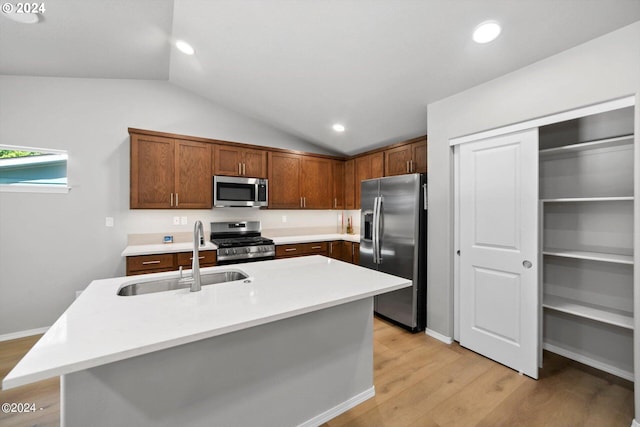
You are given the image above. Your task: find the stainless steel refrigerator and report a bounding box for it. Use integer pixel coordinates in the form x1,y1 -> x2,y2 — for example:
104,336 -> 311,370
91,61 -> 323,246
360,173 -> 427,332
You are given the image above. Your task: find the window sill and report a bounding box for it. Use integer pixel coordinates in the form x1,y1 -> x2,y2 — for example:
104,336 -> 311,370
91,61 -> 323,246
0,184 -> 71,194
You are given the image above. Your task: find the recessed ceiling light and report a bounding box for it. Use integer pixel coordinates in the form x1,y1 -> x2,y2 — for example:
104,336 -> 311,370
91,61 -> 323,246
473,21 -> 501,44
3,12 -> 40,24
332,124 -> 345,132
175,40 -> 195,55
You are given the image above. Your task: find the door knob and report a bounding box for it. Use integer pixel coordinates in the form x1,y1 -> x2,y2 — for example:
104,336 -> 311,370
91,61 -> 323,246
522,260 -> 532,269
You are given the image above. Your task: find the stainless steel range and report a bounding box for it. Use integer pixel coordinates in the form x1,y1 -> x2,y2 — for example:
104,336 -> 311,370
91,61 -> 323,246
210,221 -> 275,265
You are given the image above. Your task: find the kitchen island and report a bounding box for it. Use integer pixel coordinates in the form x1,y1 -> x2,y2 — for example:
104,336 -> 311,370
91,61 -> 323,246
2,256 -> 411,427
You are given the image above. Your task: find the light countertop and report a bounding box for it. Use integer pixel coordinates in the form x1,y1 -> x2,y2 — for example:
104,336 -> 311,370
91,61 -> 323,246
121,234 -> 359,257
121,241 -> 217,257
265,232 -> 360,245
3,256 -> 409,390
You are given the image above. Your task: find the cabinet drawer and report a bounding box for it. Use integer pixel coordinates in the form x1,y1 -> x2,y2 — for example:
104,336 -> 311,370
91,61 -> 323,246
302,242 -> 328,254
276,244 -> 304,258
176,250 -> 217,267
127,254 -> 175,273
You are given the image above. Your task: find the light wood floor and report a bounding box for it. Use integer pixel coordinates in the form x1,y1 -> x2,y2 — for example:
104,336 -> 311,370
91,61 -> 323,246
0,318 -> 634,427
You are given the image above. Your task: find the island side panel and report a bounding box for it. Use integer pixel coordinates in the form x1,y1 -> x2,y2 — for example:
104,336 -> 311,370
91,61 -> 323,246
62,298 -> 374,427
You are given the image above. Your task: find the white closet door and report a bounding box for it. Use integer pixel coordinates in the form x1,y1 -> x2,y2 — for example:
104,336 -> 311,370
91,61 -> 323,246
459,129 -> 539,379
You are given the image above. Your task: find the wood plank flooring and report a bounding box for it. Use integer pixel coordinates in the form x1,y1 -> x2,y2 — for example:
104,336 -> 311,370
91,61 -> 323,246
0,318 -> 634,427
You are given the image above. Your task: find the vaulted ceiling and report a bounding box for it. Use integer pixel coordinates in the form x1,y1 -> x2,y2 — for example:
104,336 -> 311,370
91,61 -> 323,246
2,0 -> 639,155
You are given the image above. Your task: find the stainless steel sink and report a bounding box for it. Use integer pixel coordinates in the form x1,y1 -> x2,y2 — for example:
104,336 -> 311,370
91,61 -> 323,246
118,270 -> 249,296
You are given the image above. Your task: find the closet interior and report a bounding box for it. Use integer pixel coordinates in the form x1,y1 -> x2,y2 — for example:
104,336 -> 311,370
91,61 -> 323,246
539,106 -> 635,380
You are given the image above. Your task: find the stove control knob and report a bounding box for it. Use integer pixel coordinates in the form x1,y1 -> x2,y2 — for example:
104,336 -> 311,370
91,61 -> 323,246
232,248 -> 237,255
245,247 -> 251,253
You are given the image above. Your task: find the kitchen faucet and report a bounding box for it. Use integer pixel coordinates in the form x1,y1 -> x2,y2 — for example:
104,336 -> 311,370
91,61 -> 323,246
191,220 -> 204,292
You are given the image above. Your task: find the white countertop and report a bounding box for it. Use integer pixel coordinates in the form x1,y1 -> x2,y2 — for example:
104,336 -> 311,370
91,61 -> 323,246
3,256 -> 409,390
265,233 -> 360,245
121,234 -> 359,257
121,241 -> 217,257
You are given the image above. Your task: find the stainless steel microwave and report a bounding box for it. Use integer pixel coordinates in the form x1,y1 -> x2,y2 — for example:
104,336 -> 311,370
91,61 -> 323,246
213,176 -> 268,208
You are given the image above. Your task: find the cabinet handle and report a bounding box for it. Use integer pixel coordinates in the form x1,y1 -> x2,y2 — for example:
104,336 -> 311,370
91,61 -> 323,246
334,198 -> 337,208
311,246 -> 322,249
410,160 -> 414,172
142,260 -> 161,265
238,163 -> 242,175
300,197 -> 303,207
303,197 -> 306,208
242,163 -> 246,175
175,193 -> 179,207
190,256 -> 206,260
329,242 -> 333,254
406,161 -> 410,173
285,248 -> 297,252
170,193 -> 174,207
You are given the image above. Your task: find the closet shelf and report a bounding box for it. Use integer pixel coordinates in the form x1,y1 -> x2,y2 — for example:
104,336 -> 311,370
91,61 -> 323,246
543,248 -> 633,265
539,134 -> 634,157
541,196 -> 634,203
543,295 -> 634,330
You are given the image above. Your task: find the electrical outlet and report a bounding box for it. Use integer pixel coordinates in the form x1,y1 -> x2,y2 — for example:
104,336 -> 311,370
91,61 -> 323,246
282,215 -> 287,223
180,216 -> 188,225
105,217 -> 114,227
173,216 -> 180,225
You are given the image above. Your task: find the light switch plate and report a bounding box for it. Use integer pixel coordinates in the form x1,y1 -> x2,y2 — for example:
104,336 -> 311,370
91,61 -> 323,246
282,215 -> 287,223
173,216 -> 180,225
105,217 -> 114,227
180,216 -> 188,225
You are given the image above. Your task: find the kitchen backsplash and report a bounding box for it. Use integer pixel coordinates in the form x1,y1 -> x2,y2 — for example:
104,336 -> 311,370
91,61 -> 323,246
125,209 -> 361,245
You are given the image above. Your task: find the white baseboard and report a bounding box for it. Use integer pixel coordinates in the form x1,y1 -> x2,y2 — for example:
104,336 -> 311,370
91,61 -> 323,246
543,342 -> 634,382
631,418 -> 639,427
0,327 -> 49,342
296,386 -> 375,427
425,328 -> 453,345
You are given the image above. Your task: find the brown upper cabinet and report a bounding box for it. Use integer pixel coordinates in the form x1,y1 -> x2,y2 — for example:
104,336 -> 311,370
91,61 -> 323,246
354,152 -> 384,208
130,132 -> 212,209
344,159 -> 355,209
302,157 -> 333,209
268,152 -> 333,209
213,144 -> 267,178
332,160 -> 345,210
268,152 -> 303,208
384,136 -> 427,176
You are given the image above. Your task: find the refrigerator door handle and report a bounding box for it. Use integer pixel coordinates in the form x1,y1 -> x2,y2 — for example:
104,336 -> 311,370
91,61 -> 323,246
423,183 -> 428,210
372,196 -> 380,264
376,196 -> 383,263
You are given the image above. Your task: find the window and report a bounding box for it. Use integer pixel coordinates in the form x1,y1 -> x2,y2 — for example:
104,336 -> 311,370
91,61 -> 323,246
0,145 -> 69,193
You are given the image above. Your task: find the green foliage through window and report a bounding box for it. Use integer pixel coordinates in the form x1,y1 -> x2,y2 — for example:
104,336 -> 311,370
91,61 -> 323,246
0,150 -> 43,159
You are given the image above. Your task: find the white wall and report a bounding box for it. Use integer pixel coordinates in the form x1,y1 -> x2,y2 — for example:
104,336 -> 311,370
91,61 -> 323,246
0,76 -> 340,336
426,22 -> 640,338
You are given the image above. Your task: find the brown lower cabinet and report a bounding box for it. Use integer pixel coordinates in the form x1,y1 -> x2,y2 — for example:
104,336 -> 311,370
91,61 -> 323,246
275,242 -> 328,258
276,240 -> 359,265
342,241 -> 360,264
126,251 -> 217,276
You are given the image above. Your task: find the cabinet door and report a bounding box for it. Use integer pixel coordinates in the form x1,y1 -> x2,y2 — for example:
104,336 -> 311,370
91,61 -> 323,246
385,145 -> 413,176
302,157 -> 333,209
354,156 -> 371,209
243,148 -> 267,178
213,145 -> 242,176
328,241 -> 343,260
332,160 -> 345,209
370,152 -> 384,178
458,128 -> 539,379
353,242 -> 360,265
175,140 -> 212,209
341,241 -> 353,263
268,152 -> 302,208
344,159 -> 355,209
130,134 -> 175,208
411,140 -> 427,173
